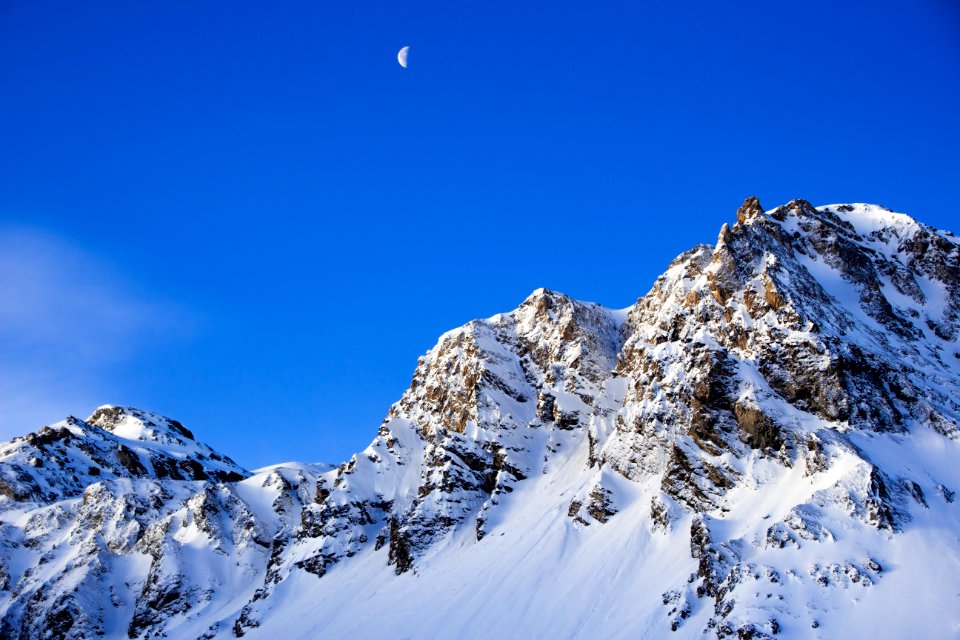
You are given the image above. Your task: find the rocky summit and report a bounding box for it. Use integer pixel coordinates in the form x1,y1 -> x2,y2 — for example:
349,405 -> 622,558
2,199 -> 959,639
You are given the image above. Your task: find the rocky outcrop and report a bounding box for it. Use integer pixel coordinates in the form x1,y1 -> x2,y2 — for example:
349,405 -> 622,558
2,200 -> 959,638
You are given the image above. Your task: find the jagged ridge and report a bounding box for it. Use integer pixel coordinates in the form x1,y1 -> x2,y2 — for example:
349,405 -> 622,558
1,199 -> 959,639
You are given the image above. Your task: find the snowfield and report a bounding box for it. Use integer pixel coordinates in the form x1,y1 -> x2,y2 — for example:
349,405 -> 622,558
1,198 -> 959,639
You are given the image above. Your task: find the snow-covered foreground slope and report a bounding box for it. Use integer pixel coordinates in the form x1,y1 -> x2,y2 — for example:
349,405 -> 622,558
2,199 -> 960,639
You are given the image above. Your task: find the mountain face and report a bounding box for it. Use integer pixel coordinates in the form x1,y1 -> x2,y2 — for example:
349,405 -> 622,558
2,199 -> 960,639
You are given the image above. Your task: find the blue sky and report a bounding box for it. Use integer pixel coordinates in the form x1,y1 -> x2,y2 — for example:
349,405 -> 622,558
1,0 -> 958,469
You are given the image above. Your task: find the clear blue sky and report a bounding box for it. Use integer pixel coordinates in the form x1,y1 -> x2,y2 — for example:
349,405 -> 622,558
1,0 -> 958,469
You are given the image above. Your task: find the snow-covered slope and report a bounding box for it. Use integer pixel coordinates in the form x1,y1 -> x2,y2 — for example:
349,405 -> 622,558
2,199 -> 959,639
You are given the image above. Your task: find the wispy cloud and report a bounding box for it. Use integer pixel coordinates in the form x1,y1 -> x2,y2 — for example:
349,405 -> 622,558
0,224 -> 191,436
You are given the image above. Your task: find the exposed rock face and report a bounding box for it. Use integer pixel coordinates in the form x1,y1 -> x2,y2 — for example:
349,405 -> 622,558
1,200 -> 959,638
0,407 -> 247,507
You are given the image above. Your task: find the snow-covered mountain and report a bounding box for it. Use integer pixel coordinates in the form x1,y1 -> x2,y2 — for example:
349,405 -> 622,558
2,199 -> 959,639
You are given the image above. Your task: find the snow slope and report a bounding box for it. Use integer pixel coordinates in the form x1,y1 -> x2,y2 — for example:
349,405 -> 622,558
1,198 -> 959,639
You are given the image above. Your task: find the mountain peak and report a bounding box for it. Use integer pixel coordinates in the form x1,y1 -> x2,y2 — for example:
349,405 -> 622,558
735,195 -> 764,222
0,406 -> 249,506
2,200 -> 959,639
88,405 -> 196,443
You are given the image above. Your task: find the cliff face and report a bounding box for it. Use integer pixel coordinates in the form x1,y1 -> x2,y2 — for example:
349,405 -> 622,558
2,199 -> 959,639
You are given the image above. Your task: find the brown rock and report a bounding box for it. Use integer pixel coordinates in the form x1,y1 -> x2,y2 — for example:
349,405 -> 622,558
736,197 -> 764,223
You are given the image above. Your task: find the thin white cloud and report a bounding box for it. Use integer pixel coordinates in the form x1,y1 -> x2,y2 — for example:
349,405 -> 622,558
0,224 -> 192,436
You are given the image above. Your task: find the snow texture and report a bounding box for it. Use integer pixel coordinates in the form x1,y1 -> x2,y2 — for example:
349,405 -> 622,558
2,199 -> 960,639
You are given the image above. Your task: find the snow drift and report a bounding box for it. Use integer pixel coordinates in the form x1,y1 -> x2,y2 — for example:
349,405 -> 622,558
2,198 -> 959,639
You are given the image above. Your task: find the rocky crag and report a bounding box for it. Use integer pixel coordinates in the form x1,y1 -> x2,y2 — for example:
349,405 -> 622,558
2,199 -> 959,639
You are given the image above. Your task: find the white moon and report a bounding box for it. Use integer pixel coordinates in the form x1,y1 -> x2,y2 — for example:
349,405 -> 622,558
398,46 -> 409,68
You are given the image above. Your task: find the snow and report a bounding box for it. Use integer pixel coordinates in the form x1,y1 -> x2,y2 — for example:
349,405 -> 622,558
2,200 -> 960,638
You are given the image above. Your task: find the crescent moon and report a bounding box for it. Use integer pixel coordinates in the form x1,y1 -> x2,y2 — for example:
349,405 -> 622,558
398,46 -> 409,68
